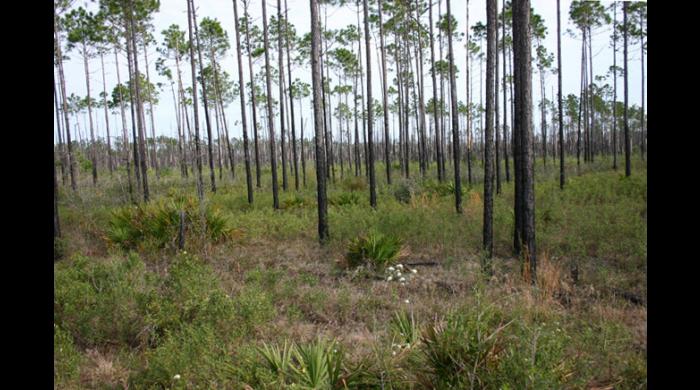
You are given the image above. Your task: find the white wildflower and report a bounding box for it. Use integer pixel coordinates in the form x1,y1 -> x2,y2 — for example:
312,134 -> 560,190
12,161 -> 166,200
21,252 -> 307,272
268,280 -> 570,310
173,374 -> 181,380
388,266 -> 395,272
387,276 -> 393,281
396,264 -> 404,269
412,269 -> 418,274
396,271 -> 402,277
399,277 -> 406,282
404,299 -> 410,304
392,351 -> 397,356
406,343 -> 411,349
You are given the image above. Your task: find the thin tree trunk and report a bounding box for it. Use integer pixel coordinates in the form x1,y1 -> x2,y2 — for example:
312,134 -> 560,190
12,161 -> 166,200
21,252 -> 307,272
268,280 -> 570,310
484,0 -> 496,258
142,41 -> 160,178
127,0 -> 149,202
623,2 -> 631,177
262,0 -> 280,208
378,0 -> 391,185
494,0 -> 501,195
99,52 -> 114,177
284,0 -> 299,191
278,0 -> 288,191
192,1 -> 217,193
557,0 -> 565,189
502,0 -> 510,183
446,0 -> 462,214
429,0 -> 442,182
513,0 -> 536,280
186,0 -> 204,200
82,41 -> 98,186
232,0 -> 254,203
310,0 -> 329,242
362,0 -> 376,209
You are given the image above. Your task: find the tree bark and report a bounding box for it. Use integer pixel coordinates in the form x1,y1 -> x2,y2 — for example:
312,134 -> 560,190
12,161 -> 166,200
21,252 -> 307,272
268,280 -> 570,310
192,1 -> 217,193
623,2 -> 631,177
429,0 -> 442,182
232,0 -> 254,203
186,0 -> 205,200
446,0 -> 462,214
310,0 -> 329,243
363,0 -> 377,209
262,0 -> 280,208
513,0 -> 536,280
484,0 -> 496,258
557,0 -> 565,189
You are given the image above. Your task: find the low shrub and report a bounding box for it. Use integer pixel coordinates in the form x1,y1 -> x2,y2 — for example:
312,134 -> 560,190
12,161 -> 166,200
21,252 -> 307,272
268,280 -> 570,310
341,176 -> 367,192
281,194 -> 308,209
257,338 -> 368,389
413,296 -> 576,389
106,197 -> 229,250
346,231 -> 406,272
130,323 -> 235,389
393,180 -> 419,204
54,324 -> 82,387
330,191 -> 361,206
145,253 -> 236,345
54,254 -> 155,348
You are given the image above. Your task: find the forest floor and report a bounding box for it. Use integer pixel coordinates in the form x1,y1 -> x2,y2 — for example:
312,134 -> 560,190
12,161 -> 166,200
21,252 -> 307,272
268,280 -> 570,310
55,157 -> 647,389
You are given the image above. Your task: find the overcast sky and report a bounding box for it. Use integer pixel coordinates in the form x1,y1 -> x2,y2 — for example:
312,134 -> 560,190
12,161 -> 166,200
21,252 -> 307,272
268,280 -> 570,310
55,0 -> 646,143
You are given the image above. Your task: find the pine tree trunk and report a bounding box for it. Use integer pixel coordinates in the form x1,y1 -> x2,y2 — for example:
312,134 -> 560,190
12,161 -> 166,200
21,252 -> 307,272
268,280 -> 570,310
502,0 -> 510,183
494,0 -> 501,195
232,0 -> 254,203
429,0 -> 442,182
186,0 -> 205,200
446,0 -> 462,214
378,0 -> 391,185
362,0 -> 377,209
82,41 -> 98,186
262,0 -> 279,208
623,2 -> 631,177
310,0 -> 329,242
191,2 -> 217,193
142,41 -> 160,178
513,0 -> 536,280
557,0 -> 565,189
484,0 -> 496,258
99,52 -> 113,177
242,4 -> 262,189
127,0 -> 149,201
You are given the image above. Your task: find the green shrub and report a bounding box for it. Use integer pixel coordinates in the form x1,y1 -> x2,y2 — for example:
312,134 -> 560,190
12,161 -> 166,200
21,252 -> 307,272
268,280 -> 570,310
413,297 -> 575,389
131,324 -> 235,389
393,180 -> 418,203
258,338 -> 366,389
106,197 -> 230,250
391,310 -> 420,348
346,231 -> 405,272
145,253 -> 236,345
281,194 -> 308,209
232,285 -> 277,336
54,237 -> 67,261
423,180 -> 464,197
341,176 -> 367,192
330,191 -> 361,206
54,254 -> 155,348
54,324 -> 81,387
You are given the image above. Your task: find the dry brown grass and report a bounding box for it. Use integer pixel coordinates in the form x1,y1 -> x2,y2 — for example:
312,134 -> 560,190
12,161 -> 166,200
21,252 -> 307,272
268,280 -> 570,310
79,348 -> 130,389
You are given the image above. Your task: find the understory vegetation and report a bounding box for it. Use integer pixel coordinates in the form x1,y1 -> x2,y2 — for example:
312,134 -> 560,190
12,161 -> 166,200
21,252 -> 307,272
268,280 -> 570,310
55,159 -> 646,389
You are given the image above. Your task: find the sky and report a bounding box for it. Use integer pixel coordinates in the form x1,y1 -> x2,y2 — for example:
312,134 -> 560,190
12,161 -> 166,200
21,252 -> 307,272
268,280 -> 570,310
54,0 -> 646,144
